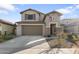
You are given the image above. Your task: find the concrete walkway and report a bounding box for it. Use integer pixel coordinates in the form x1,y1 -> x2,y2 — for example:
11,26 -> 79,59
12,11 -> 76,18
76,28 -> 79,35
0,36 -> 46,54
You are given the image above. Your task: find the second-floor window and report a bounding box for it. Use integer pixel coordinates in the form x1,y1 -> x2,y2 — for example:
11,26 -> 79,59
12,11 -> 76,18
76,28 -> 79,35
25,14 -> 35,20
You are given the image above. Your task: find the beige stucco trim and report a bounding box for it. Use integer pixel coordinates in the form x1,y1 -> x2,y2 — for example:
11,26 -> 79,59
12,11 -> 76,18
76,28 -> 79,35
16,25 -> 22,36
22,20 -> 40,21
17,24 -> 44,25
42,25 -> 45,36
42,25 -> 44,36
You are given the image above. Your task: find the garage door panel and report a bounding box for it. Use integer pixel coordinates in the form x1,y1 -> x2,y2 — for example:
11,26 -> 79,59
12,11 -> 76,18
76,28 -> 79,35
22,25 -> 42,35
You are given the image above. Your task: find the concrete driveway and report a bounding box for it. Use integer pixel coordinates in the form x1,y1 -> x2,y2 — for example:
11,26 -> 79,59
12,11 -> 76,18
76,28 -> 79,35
0,36 -> 46,54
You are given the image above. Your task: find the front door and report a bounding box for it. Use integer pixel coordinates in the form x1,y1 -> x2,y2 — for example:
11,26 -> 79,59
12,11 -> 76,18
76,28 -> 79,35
50,24 -> 56,35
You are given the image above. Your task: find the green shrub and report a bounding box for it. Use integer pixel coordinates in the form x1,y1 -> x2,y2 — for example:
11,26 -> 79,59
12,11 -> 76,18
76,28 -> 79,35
72,34 -> 79,41
4,35 -> 14,40
0,34 -> 15,42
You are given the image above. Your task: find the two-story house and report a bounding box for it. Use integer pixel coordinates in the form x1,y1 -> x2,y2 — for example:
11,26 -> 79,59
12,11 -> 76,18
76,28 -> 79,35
16,8 -> 63,36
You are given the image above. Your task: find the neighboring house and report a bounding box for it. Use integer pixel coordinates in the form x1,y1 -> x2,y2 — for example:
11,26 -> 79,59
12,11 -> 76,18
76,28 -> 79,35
0,19 -> 15,35
61,18 -> 79,25
16,8 -> 63,36
64,22 -> 79,34
61,19 -> 79,34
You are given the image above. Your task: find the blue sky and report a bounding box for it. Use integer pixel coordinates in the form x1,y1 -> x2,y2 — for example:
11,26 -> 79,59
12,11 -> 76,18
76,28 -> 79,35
0,4 -> 79,23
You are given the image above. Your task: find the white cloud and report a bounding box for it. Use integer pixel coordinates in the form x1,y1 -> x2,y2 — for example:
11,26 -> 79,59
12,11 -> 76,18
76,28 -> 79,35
57,9 -> 71,14
0,4 -> 18,14
57,5 -> 79,19
0,4 -> 16,11
56,6 -> 75,14
0,10 -> 8,14
58,5 -> 79,19
75,5 -> 79,8
57,4 -> 79,14
69,14 -> 79,18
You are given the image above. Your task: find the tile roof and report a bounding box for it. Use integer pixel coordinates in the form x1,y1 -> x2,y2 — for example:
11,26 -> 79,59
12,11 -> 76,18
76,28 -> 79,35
0,19 -> 14,26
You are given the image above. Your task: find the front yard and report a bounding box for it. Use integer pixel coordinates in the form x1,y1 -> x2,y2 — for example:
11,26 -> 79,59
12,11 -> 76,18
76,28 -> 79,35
46,32 -> 79,48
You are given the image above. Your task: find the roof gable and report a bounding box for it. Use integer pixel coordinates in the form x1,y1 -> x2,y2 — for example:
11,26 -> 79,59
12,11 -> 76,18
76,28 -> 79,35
43,11 -> 62,21
20,8 -> 45,15
46,11 -> 62,16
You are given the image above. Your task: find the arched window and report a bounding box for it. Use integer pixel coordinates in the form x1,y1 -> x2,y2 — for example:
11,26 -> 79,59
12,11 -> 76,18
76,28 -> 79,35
49,16 -> 52,21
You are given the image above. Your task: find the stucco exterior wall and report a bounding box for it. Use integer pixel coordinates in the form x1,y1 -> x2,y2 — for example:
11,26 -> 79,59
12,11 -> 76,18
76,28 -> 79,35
44,13 -> 62,36
0,23 -> 14,35
0,23 -> 2,31
42,25 -> 46,36
39,14 -> 44,21
21,10 -> 44,21
45,13 -> 61,28
45,27 -> 50,36
16,24 -> 22,36
0,27 -> 2,31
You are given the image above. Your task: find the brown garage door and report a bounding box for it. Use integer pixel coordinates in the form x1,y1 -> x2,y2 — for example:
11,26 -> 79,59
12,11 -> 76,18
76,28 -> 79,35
22,25 -> 43,35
